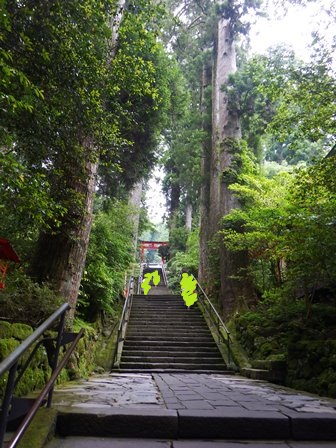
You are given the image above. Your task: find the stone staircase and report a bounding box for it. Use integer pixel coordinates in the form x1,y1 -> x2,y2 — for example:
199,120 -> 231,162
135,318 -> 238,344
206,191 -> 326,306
118,289 -> 227,373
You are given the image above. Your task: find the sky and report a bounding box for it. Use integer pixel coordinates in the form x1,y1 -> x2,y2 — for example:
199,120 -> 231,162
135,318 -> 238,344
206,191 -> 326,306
249,0 -> 334,61
145,165 -> 167,224
145,0 -> 334,224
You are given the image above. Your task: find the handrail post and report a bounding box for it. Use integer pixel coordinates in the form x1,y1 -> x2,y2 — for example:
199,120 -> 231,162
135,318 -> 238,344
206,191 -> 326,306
0,362 -> 18,448
228,336 -> 231,366
47,310 -> 66,408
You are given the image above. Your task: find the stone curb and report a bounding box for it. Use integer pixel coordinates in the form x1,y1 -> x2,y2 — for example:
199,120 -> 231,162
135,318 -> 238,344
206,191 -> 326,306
282,410 -> 336,441
56,407 -> 178,439
177,409 -> 290,439
55,407 -> 336,441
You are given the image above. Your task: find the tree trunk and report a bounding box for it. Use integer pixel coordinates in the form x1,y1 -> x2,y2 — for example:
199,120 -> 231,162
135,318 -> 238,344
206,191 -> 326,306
199,60 -> 212,286
185,201 -> 192,231
31,139 -> 98,323
201,17 -> 256,315
169,181 -> 181,229
128,180 -> 143,253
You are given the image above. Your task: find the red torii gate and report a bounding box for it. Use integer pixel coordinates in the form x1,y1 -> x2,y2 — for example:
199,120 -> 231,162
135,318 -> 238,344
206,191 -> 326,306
0,238 -> 20,289
139,240 -> 169,262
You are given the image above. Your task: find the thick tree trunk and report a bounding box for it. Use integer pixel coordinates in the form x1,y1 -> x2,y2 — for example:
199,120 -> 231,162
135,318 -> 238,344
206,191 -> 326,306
31,140 -> 98,322
169,181 -> 181,229
211,18 -> 240,228
201,18 -> 256,315
185,201 -> 192,231
199,60 -> 212,286
128,180 -> 143,252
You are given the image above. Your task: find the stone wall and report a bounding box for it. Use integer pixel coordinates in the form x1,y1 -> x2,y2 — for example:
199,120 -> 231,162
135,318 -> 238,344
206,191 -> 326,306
234,304 -> 336,398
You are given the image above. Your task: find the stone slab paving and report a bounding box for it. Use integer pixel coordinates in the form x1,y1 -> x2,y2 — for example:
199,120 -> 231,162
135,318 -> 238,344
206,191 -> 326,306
52,373 -> 165,409
154,374 -> 336,414
46,437 -> 336,447
51,372 -> 336,442
153,373 -> 336,440
47,437 -> 171,447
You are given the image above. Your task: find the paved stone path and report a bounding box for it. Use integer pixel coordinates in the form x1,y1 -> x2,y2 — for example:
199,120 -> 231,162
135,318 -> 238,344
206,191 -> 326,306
53,372 -> 336,415
53,373 -> 164,409
50,372 -> 336,446
47,436 -> 336,447
153,373 -> 336,414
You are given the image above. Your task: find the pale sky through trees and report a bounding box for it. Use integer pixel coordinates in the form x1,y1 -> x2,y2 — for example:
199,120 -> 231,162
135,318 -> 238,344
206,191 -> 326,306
249,0 -> 334,62
145,0 -> 335,224
145,165 -> 166,224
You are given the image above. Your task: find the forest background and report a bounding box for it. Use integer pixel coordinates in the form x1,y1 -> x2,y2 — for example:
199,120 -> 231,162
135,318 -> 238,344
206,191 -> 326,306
0,0 -> 335,397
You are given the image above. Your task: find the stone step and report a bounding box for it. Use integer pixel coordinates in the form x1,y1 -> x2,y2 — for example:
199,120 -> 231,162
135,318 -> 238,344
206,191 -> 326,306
129,308 -> 201,313
123,340 -> 218,348
130,315 -> 200,318
122,349 -> 220,356
123,348 -> 220,356
119,362 -> 226,370
125,336 -> 215,343
120,356 -> 224,364
129,313 -> 203,318
127,327 -> 209,333
125,336 -> 212,341
129,314 -> 201,320
132,301 -> 185,304
126,328 -> 210,335
127,322 -> 208,327
132,299 -> 182,303
115,368 -> 231,374
131,302 -> 199,306
127,321 -> 207,327
121,288 -> 224,372
131,307 -> 199,311
130,307 -> 194,312
48,376 -> 336,442
129,311 -> 203,316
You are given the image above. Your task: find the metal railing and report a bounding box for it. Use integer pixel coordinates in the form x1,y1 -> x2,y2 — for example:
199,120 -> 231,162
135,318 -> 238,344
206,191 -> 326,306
111,276 -> 134,369
0,303 -> 83,448
192,275 -> 233,367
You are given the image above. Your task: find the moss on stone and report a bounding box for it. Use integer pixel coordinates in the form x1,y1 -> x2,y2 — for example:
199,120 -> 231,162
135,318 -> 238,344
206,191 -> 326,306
0,337 -> 20,361
235,301 -> 336,398
0,320 -> 12,338
11,323 -> 33,341
226,320 -> 251,369
16,407 -> 58,448
16,367 -> 46,396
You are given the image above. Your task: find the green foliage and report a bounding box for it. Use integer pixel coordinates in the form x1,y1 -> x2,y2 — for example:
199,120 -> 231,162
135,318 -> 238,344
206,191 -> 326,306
0,0 -> 173,232
169,226 -> 189,255
0,272 -> 64,327
167,229 -> 199,291
221,157 -> 336,308
0,338 -> 20,360
79,200 -> 134,320
0,0 -> 175,322
100,0 -> 178,194
227,46 -> 335,163
0,152 -> 66,250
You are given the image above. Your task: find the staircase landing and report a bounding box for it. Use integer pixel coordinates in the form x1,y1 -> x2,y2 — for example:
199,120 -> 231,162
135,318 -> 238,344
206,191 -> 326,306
48,372 -> 336,445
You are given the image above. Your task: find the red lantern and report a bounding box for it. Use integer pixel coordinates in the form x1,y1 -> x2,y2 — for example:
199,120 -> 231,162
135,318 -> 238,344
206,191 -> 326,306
0,238 -> 20,289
